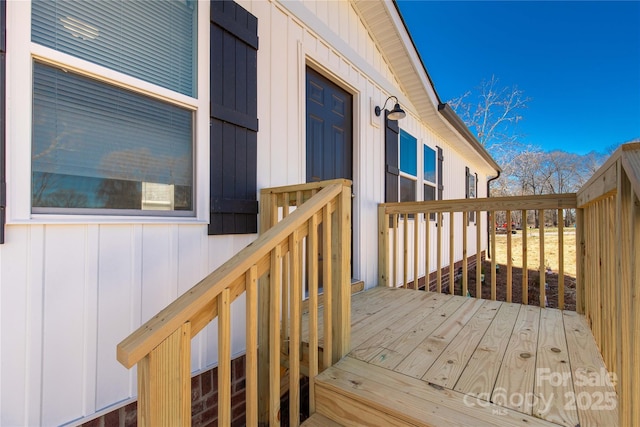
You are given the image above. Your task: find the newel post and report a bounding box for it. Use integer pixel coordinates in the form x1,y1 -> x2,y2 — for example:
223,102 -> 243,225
137,322 -> 191,427
331,182 -> 352,363
378,204 -> 389,288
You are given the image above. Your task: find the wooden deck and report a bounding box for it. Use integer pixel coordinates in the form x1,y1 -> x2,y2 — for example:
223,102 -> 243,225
303,287 -> 618,427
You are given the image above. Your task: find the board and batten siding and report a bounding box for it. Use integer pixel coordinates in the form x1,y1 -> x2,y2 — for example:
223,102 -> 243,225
1,223 -> 254,426
246,0 -> 494,287
0,1 -> 496,425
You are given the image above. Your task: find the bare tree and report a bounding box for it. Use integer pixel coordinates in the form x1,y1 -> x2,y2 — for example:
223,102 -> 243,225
450,77 -> 606,226
448,75 -> 530,153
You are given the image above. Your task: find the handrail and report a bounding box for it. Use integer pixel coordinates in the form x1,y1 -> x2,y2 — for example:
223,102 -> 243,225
379,193 -> 578,309
117,179 -> 352,426
577,142 -> 640,208
381,193 -> 577,214
575,142 -> 639,425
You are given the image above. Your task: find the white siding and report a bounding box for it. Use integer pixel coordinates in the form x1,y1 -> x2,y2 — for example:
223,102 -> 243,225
0,1 -> 499,425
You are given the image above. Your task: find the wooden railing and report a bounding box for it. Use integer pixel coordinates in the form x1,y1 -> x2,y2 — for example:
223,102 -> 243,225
576,142 -> 640,426
117,179 -> 352,427
378,194 -> 577,308
257,179 -> 352,423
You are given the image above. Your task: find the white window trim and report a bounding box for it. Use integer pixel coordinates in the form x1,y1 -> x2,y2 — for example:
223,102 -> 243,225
6,1 -> 210,224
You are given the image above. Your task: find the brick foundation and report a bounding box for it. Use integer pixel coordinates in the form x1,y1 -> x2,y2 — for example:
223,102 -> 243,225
404,251 -> 486,293
81,355 -> 248,427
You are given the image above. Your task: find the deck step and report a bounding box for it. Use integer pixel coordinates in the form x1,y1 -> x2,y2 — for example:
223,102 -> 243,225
313,356 -> 557,427
301,413 -> 343,426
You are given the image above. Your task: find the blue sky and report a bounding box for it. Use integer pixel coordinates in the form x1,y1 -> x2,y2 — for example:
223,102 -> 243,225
396,1 -> 640,155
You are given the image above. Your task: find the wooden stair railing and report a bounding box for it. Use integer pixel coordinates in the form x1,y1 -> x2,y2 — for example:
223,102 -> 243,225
576,142 -> 640,426
117,179 -> 352,427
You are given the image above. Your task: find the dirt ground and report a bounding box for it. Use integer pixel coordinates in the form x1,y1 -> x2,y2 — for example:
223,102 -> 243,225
457,229 -> 577,311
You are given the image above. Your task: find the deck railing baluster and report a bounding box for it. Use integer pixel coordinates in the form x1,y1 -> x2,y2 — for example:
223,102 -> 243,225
449,211 -> 455,295
490,211 -> 497,300
403,213 -> 408,288
558,209 -> 564,310
414,213 -> 419,289
308,214 -> 319,415
475,210 -> 482,298
539,209 -> 545,307
322,204 -> 333,370
393,214 -> 398,287
425,213 -> 430,291
245,266 -> 258,426
506,210 -> 512,302
522,209 -> 528,305
437,212 -> 443,293
462,211 -> 468,296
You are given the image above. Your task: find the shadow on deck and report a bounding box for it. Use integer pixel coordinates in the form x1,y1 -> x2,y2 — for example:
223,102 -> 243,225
303,287 -> 618,427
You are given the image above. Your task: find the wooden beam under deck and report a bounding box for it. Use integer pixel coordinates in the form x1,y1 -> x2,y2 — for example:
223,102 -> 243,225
303,287 -> 618,427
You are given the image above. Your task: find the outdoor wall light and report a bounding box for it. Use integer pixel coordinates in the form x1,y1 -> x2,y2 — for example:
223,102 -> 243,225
375,96 -> 406,120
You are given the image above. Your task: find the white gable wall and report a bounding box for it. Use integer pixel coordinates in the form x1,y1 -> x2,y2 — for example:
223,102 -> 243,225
0,1 -> 497,425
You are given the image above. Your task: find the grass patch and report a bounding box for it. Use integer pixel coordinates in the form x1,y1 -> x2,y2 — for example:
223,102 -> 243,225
493,228 -> 577,277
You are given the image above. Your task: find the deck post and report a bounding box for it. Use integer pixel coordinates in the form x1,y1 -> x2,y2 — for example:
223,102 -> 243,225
137,323 -> 191,427
257,192 -> 274,424
575,208 -> 584,314
332,183 -> 352,362
378,205 -> 389,287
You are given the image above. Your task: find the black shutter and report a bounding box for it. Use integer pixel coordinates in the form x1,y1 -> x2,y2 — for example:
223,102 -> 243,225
465,166 -> 470,198
475,172 -> 478,197
465,166 -> 473,223
209,0 -> 259,235
437,146 -> 444,200
384,112 -> 400,202
0,0 -> 6,244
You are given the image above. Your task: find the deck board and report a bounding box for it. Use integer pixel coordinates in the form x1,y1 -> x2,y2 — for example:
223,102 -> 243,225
349,290 -> 439,350
350,292 -> 451,362
491,304 -> 540,414
563,310 -> 619,426
533,308 -> 579,426
423,299 -> 502,388
306,287 -> 618,427
316,356 -> 556,427
453,301 -> 520,397
367,295 -> 465,370
394,297 -> 485,378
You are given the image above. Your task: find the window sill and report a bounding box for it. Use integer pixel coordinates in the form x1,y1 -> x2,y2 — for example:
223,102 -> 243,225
10,215 -> 209,226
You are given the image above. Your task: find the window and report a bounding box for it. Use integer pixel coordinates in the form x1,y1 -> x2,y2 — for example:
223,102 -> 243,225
468,171 -> 476,198
32,63 -> 193,213
437,146 -> 444,200
29,0 -> 198,216
424,145 -> 436,184
424,145 -> 436,220
399,130 -> 417,202
466,167 -> 477,222
31,0 -> 197,96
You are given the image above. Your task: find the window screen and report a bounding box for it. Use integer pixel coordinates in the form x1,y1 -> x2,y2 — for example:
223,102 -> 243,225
399,130 -> 417,202
32,62 -> 193,213
400,131 -> 417,176
424,145 -> 436,183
